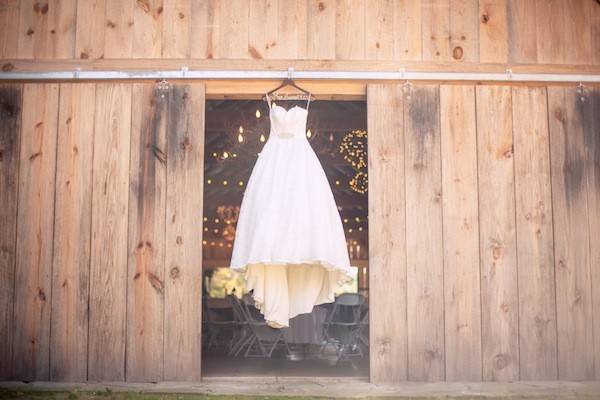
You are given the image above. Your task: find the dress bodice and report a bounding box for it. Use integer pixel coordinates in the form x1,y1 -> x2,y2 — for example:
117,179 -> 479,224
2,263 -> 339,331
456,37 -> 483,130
268,104 -> 308,140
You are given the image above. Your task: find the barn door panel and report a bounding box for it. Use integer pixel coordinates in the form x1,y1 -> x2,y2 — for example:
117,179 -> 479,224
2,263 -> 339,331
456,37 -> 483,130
125,82 -> 205,382
0,84 -> 22,380
367,83 -> 408,384
13,84 -> 60,381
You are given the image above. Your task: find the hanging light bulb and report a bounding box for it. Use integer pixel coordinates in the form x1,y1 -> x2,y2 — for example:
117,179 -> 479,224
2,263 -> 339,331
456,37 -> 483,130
238,133 -> 244,143
306,129 -> 312,138
222,151 -> 229,159
238,125 -> 244,133
255,109 -> 261,118
207,179 -> 212,184
238,181 -> 244,186
259,134 -> 266,143
335,180 -> 340,185
329,133 -> 334,142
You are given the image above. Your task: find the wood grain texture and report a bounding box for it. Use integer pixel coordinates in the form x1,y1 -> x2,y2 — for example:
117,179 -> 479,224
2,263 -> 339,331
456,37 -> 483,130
0,83 -> 22,380
16,0 -> 76,59
440,84 -> 481,381
393,0 -> 422,61
75,0 -> 106,59
535,0 -> 564,64
218,0 -> 249,59
586,88 -> 600,380
548,86 -> 595,380
475,85 -> 519,381
307,0 -> 336,59
12,83 -> 59,381
422,0 -> 450,61
104,0 -> 134,58
365,0 -> 394,60
511,86 -> 557,380
478,0 -> 507,63
335,0 -> 365,60
88,83 -> 131,381
50,83 -> 95,382
190,0 -> 219,59
507,0 -> 537,63
563,0 -> 592,65
133,0 -> 163,58
367,83 -> 407,383
164,83 -> 204,381
404,85 -> 445,381
0,0 -> 20,58
162,0 -> 191,58
449,0 -> 479,62
126,83 -> 168,382
593,2 -> 600,65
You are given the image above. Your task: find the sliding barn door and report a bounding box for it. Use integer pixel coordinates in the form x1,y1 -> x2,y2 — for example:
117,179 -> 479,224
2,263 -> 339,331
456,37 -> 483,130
367,83 -> 599,384
0,82 -> 205,382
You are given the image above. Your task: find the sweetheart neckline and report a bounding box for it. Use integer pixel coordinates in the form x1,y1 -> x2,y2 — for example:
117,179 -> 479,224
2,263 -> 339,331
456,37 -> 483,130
271,104 -> 308,114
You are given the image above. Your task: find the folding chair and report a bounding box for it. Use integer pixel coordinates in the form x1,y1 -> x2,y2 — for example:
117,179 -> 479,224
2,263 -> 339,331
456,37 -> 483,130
227,294 -> 253,357
239,293 -> 291,358
320,293 -> 366,364
203,297 -> 237,353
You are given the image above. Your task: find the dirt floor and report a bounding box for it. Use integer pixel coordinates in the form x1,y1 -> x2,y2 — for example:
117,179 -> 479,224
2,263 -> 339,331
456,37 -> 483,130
2,379 -> 600,399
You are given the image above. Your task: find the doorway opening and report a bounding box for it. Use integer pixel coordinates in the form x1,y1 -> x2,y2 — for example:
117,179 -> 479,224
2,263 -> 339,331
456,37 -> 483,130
201,97 -> 368,377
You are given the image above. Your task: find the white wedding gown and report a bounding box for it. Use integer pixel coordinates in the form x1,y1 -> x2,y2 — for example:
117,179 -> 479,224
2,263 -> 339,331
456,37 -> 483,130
229,93 -> 353,328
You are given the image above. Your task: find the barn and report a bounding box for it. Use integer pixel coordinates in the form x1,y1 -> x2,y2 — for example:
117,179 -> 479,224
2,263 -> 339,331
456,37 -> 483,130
0,0 -> 599,395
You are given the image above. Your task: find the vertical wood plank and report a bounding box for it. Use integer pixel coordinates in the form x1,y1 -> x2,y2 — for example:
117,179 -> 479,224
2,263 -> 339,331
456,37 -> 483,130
0,83 -> 22,380
0,0 -> 20,58
535,0 -> 564,64
404,85 -> 445,381
440,84 -> 482,381
307,0 -> 336,59
12,83 -> 59,381
562,0 -> 592,65
393,0 -> 422,61
365,0 -> 394,60
512,86 -> 558,380
190,0 -> 219,59
476,85 -> 519,381
586,88 -> 600,380
126,83 -> 167,382
132,0 -> 163,58
50,83 -> 95,382
478,0 -> 507,63
507,0 -> 537,63
422,0 -> 450,61
548,86 -> 595,380
367,84 -> 407,384
88,83 -> 132,381
219,0 -> 249,59
248,0 -> 277,60
75,0 -> 106,59
593,2 -> 600,65
449,0 -> 479,62
335,0 -> 365,60
16,0 -> 76,59
274,0 -> 307,59
162,0 -> 191,58
104,0 -> 134,58
164,83 -> 204,381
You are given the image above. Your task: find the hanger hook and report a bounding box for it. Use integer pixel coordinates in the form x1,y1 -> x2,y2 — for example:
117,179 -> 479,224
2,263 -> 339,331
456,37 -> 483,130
287,67 -> 294,81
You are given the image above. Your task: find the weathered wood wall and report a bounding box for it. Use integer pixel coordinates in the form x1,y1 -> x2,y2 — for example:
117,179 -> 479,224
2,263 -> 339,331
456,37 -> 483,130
0,82 -> 205,382
0,0 -> 598,65
368,83 -> 600,383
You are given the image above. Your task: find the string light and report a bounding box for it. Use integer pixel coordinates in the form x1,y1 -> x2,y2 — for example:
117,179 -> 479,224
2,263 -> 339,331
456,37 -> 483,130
255,109 -> 261,118
238,181 -> 244,186
214,218 -> 219,223
238,125 -> 244,133
202,240 -> 207,245
349,171 -> 368,194
222,151 -> 229,159
238,133 -> 244,143
339,129 -> 368,170
203,217 -> 208,222
335,180 -> 340,185
223,180 -> 228,186
355,217 -> 360,222
306,129 -> 312,138
204,227 -> 208,232
259,134 -> 266,143
207,179 -> 212,184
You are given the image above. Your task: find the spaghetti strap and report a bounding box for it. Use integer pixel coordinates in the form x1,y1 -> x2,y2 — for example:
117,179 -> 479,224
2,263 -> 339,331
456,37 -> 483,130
306,92 -> 311,111
265,93 -> 272,109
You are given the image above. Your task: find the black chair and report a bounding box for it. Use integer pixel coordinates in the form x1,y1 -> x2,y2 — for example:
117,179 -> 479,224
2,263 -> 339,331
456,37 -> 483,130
203,297 -> 237,353
238,293 -> 291,358
320,293 -> 367,364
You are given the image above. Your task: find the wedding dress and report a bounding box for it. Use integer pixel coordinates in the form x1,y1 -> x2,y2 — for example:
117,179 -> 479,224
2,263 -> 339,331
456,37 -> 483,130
229,92 -> 353,328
